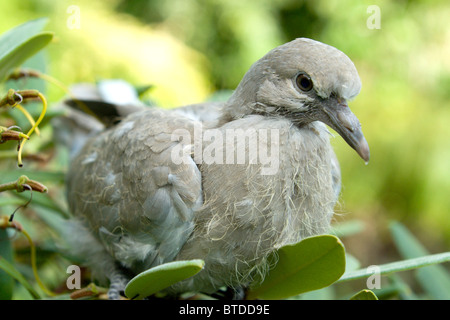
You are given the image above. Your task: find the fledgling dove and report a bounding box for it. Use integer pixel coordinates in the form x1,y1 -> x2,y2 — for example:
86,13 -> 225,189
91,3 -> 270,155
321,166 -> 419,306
64,38 -> 369,299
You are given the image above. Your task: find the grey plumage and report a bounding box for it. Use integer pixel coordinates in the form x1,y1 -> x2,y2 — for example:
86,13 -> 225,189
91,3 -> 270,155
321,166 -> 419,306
64,38 -> 369,298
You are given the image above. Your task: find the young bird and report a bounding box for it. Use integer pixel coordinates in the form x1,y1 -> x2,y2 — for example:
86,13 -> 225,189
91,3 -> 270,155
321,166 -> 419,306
65,38 -> 369,299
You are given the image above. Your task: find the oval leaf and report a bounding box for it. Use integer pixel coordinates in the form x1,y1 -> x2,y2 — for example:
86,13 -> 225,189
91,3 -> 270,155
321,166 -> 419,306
0,32 -> 53,81
0,18 -> 48,60
350,289 -> 378,300
124,259 -> 204,300
247,235 -> 346,300
0,18 -> 51,81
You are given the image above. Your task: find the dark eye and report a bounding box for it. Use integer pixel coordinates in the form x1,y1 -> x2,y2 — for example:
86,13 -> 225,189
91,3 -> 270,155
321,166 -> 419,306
296,73 -> 313,91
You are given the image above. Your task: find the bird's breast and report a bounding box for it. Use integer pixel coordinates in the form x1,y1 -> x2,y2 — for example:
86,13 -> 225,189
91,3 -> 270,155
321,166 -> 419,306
175,117 -> 337,291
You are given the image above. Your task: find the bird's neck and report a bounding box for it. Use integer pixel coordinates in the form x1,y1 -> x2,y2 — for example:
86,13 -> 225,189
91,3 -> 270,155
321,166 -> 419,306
218,64 -> 269,126
219,96 -> 314,131
218,87 -> 256,126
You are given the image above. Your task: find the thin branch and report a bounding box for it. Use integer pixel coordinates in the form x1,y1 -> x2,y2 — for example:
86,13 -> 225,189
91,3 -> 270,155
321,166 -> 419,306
0,175 -> 48,193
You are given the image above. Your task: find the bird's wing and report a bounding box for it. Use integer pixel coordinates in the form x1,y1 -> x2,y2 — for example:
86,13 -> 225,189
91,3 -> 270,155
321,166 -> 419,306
57,95 -> 224,163
61,99 -> 224,131
67,108 -> 202,272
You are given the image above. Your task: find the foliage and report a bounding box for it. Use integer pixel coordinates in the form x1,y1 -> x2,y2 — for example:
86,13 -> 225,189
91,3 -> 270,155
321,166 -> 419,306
113,228 -> 450,300
350,289 -> 378,300
246,235 -> 346,300
0,18 -> 56,300
124,260 -> 205,300
0,1 -> 449,301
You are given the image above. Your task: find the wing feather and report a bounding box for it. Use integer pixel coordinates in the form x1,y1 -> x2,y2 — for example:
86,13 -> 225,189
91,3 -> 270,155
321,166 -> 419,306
67,108 -> 202,272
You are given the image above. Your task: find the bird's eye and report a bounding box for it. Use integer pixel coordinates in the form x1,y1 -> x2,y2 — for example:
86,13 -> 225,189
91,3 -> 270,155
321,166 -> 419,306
295,73 -> 313,92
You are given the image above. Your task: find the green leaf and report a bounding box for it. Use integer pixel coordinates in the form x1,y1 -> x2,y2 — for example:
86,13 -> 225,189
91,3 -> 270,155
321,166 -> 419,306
0,18 -> 48,49
0,18 -> 53,81
0,32 -> 53,82
345,253 -> 361,273
331,220 -> 365,238
124,259 -> 205,300
339,252 -> 450,283
0,229 -> 14,299
247,235 -> 346,300
390,222 -> 429,257
6,51 -> 48,117
0,196 -> 24,207
390,221 -> 450,299
135,84 -> 154,98
350,289 -> 378,300
386,274 -> 419,300
294,286 -> 335,300
0,254 -> 40,299
0,170 -> 65,184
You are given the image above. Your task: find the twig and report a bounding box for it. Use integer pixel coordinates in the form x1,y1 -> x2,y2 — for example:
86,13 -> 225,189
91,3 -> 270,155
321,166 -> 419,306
0,126 -> 29,143
0,175 -> 48,193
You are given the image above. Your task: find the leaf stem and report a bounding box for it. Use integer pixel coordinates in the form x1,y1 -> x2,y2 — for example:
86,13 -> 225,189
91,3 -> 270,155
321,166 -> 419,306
338,252 -> 450,283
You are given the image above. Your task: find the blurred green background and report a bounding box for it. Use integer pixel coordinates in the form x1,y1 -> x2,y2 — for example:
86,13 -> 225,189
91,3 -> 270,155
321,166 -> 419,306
0,0 -> 449,298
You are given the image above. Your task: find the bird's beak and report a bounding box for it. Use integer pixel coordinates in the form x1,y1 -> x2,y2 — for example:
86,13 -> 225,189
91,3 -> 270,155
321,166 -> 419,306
321,97 -> 370,162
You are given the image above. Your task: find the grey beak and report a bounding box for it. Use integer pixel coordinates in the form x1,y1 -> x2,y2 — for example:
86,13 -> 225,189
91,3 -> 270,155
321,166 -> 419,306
322,98 -> 370,162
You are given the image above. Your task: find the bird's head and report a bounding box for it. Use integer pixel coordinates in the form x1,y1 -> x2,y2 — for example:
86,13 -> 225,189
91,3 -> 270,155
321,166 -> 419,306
226,38 -> 369,162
